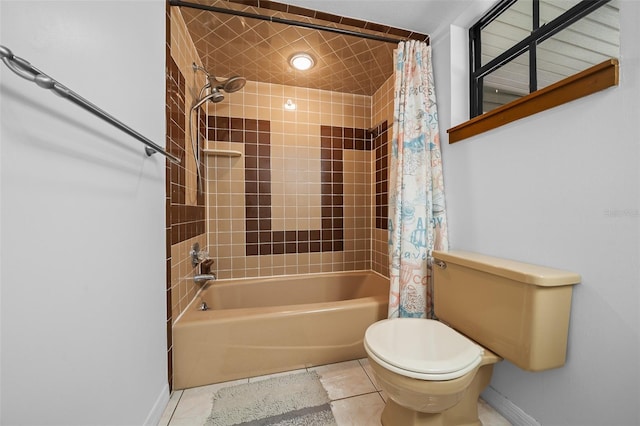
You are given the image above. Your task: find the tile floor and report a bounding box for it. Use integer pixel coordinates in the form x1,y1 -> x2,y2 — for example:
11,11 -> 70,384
159,358 -> 512,425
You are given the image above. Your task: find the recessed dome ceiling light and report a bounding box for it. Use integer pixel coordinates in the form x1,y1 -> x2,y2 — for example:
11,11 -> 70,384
289,53 -> 315,71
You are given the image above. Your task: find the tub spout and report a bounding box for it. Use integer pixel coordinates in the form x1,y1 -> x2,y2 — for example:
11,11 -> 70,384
194,273 -> 216,285
198,301 -> 209,311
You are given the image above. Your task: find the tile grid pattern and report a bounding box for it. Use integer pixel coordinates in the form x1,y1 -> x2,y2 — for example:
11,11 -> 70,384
160,359 -> 386,426
371,76 -> 394,277
168,7 -> 208,315
207,118 -> 377,257
206,80 -> 374,279
167,7 -> 211,389
373,121 -> 389,231
165,3 -> 173,391
226,0 -> 430,42
181,0 -> 429,96
166,69 -> 206,246
159,359 -> 512,426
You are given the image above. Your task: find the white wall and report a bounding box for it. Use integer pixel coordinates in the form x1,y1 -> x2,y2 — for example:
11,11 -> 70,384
0,1 -> 169,424
435,1 -> 640,425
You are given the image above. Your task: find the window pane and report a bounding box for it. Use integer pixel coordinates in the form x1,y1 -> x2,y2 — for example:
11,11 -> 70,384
481,0 -> 533,66
539,0 -> 582,25
537,0 -> 620,89
483,50 -> 529,113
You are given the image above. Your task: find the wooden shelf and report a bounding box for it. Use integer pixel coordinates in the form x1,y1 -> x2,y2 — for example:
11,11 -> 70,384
447,59 -> 619,144
203,149 -> 242,157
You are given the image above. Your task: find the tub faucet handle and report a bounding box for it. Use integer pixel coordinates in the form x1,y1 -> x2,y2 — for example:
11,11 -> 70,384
201,258 -> 215,274
194,273 -> 217,285
190,242 -> 210,267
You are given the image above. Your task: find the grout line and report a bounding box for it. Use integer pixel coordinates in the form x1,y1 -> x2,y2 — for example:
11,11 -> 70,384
358,358 -> 382,392
166,360 -> 509,425
165,390 -> 185,426
329,390 -> 381,403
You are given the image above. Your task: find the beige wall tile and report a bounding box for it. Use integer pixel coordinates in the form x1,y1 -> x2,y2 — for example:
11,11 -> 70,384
201,71 -> 392,280
170,235 -> 206,322
171,9 -> 206,209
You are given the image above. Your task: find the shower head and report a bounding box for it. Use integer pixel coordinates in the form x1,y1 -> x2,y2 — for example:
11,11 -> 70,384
208,75 -> 246,93
216,75 -> 246,93
191,63 -> 245,110
192,88 -> 224,110
194,63 -> 246,92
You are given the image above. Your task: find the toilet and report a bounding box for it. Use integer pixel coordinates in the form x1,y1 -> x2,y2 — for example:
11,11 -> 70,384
364,250 -> 581,426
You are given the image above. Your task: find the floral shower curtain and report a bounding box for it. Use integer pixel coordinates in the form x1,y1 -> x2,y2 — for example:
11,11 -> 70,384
388,40 -> 448,319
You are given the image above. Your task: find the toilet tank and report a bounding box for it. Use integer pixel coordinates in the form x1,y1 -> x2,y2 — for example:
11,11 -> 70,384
432,250 -> 580,371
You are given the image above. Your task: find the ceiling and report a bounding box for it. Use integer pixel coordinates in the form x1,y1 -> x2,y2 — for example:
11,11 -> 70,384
278,0 -> 480,40
177,0 -> 475,96
178,0 -> 619,110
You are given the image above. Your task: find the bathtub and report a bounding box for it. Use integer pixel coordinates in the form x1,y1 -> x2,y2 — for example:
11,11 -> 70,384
172,271 -> 389,389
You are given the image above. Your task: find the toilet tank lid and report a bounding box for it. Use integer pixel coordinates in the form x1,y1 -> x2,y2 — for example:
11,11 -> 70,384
433,250 -> 581,287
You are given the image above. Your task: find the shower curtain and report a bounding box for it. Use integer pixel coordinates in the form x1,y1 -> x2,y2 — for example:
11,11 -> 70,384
388,40 -> 448,319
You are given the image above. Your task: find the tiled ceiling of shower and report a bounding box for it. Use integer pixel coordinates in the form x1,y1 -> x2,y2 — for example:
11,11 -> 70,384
179,0 -> 426,96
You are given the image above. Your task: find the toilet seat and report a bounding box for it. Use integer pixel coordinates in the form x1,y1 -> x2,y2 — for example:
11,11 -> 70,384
364,318 -> 484,381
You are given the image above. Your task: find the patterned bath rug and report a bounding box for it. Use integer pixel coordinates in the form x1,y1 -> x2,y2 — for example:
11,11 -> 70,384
204,371 -> 338,426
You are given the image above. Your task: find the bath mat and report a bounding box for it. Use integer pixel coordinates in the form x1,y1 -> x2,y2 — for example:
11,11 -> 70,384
204,371 -> 337,426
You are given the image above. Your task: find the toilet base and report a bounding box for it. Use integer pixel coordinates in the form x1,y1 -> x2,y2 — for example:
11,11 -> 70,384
377,363 -> 496,426
381,396 -> 482,426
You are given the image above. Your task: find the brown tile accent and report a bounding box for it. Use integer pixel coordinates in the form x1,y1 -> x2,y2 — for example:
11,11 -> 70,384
231,0 -> 259,6
286,4 -> 316,18
167,57 -> 206,245
167,5 -> 212,387
322,125 -> 372,155
208,116 -> 273,256
314,11 -> 341,24
320,124 -> 372,251
209,118 -> 374,257
374,121 -> 389,230
340,16 -> 368,30
224,0 -> 429,41
365,21 -> 389,34
387,27 -> 413,38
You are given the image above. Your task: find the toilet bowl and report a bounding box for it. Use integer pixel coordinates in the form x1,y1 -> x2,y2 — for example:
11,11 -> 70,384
364,318 -> 501,426
365,250 -> 581,426
365,318 -> 483,382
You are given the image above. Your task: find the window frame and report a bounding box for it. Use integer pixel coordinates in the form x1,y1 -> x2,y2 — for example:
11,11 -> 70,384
469,0 -> 613,118
448,58 -> 618,143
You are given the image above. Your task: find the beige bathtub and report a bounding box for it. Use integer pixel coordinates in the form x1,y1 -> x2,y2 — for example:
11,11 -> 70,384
173,271 -> 389,389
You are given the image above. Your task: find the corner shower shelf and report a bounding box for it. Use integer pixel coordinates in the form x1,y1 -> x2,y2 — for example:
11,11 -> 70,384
203,148 -> 242,157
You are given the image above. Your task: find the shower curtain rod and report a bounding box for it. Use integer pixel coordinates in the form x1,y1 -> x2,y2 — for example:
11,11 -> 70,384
0,45 -> 181,165
169,0 -> 421,45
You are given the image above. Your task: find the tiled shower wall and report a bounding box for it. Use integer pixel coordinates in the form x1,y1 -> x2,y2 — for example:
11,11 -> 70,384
371,75 -> 394,277
206,83 -> 374,278
205,76 -> 394,279
167,2 -> 397,389
168,8 -> 206,316
166,7 -> 208,388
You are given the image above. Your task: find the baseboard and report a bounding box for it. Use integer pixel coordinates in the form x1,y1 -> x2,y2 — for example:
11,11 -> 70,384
481,386 -> 541,426
144,383 -> 170,426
